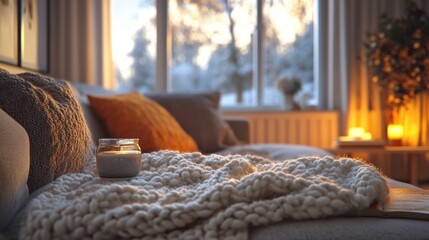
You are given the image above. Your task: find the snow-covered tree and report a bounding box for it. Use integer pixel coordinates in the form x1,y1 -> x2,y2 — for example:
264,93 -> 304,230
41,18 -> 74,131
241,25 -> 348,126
276,22 -> 314,85
128,28 -> 155,91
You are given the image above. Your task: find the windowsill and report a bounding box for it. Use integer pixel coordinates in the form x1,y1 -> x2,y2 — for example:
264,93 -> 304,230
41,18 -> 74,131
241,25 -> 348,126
220,105 -> 324,113
0,63 -> 33,74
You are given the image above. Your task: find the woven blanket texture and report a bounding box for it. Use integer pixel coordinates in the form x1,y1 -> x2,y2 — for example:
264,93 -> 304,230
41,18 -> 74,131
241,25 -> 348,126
20,151 -> 388,239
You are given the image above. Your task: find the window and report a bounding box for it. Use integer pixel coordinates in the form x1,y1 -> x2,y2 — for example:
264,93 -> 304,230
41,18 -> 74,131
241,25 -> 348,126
111,0 -> 315,108
111,0 -> 155,91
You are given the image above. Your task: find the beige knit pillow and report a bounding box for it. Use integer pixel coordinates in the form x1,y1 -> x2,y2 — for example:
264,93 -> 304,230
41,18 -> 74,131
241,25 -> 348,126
0,108 -> 29,230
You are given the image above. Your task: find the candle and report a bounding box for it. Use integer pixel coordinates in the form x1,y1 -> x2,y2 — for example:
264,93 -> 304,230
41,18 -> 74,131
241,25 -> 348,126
387,124 -> 403,146
348,127 -> 365,140
362,132 -> 372,140
96,150 -> 142,178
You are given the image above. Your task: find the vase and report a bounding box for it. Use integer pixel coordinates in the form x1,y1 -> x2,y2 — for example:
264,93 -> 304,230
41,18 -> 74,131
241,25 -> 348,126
282,94 -> 299,111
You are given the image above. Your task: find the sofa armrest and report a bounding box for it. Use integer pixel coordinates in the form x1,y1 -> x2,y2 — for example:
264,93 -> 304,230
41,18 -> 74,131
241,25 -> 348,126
225,117 -> 249,144
0,109 -> 29,231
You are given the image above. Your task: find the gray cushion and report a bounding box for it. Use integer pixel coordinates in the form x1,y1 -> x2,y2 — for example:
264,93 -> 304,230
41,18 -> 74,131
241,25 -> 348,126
70,83 -> 113,143
0,70 -> 93,192
75,95 -> 108,144
0,109 -> 29,231
217,144 -> 333,161
224,117 -> 250,143
147,92 -> 239,153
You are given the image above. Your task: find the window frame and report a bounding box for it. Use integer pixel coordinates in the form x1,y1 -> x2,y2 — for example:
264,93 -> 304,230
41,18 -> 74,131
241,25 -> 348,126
154,0 -> 318,109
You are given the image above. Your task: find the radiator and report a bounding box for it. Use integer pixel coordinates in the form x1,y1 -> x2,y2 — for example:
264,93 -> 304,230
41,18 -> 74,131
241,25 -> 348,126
223,111 -> 339,148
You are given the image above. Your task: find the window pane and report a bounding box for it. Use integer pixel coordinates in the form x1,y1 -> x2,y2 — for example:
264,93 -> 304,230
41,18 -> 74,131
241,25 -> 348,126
111,0 -> 316,108
170,0 -> 256,106
111,0 -> 156,92
263,0 -> 315,108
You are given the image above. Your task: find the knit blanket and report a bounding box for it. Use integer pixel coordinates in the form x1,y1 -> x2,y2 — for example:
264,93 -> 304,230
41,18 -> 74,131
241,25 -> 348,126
20,151 -> 388,239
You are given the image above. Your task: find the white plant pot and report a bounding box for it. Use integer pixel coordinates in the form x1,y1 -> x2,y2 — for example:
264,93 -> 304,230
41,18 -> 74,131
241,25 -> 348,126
283,94 -> 297,111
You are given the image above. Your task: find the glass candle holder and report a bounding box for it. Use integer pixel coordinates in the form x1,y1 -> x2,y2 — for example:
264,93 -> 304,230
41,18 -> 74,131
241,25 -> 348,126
387,124 -> 404,146
96,138 -> 142,178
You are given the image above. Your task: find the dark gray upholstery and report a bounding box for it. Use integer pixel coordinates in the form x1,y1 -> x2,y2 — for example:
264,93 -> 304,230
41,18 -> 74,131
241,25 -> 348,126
250,217 -> 429,240
224,117 -> 250,143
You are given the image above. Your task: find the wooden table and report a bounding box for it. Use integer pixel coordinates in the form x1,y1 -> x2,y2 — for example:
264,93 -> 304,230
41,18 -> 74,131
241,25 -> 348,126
324,146 -> 429,186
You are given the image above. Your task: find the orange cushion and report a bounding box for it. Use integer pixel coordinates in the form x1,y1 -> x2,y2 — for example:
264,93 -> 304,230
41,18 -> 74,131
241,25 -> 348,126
87,92 -> 199,153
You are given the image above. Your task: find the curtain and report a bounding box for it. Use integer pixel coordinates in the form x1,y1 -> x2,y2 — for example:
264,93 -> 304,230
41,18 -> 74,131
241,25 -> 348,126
48,0 -> 114,89
319,0 -> 429,146
403,94 -> 429,146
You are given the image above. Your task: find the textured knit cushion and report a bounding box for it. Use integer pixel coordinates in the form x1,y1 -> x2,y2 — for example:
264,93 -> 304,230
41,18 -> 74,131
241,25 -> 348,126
147,92 -> 239,153
0,69 -> 93,193
87,92 -> 199,153
0,109 -> 29,231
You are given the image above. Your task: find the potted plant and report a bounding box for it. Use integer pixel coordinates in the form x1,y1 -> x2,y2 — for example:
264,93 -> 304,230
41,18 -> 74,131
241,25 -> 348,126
275,75 -> 302,110
365,0 -> 429,122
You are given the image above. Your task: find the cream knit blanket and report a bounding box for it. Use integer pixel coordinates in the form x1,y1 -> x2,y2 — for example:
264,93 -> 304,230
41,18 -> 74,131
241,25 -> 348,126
20,151 -> 388,239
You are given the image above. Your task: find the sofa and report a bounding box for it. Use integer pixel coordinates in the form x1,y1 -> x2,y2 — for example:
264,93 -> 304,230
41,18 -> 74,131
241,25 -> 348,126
1,70 -> 429,239
71,82 -> 334,161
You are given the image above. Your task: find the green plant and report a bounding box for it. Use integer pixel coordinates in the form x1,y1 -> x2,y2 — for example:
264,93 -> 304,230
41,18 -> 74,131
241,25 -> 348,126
366,0 -> 429,109
275,76 -> 302,95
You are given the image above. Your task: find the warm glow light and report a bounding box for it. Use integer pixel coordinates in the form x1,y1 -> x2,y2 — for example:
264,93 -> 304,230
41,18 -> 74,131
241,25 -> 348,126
363,132 -> 372,140
388,124 -> 404,140
347,127 -> 372,140
388,124 -> 404,146
348,127 -> 365,139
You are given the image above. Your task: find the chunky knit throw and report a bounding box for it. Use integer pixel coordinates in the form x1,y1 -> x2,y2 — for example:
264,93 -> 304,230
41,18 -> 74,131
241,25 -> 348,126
20,151 -> 388,239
